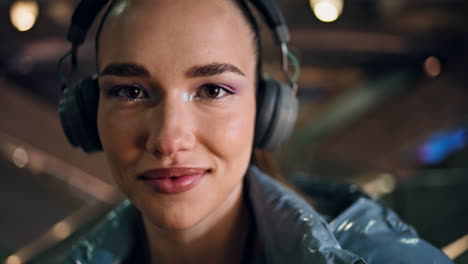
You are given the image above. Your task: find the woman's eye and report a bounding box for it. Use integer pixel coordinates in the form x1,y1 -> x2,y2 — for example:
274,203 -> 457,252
109,85 -> 149,100
197,84 -> 233,100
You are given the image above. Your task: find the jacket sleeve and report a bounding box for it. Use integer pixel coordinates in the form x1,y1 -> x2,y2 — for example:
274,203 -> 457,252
329,197 -> 453,264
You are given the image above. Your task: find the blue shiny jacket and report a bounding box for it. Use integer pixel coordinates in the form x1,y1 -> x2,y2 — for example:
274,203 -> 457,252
34,166 -> 453,263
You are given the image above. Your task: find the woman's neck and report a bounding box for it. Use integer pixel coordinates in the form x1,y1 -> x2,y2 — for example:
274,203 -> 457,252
142,183 -> 252,264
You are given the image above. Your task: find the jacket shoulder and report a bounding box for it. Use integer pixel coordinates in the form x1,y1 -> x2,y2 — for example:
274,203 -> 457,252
29,200 -> 137,264
292,177 -> 453,263
329,197 -> 453,264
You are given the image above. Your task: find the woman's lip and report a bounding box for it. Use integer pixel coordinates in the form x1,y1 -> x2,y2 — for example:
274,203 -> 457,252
139,167 -> 209,179
139,167 -> 207,194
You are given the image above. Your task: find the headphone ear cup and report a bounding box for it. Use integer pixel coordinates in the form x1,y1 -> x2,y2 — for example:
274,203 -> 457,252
254,77 -> 278,149
59,76 -> 102,153
254,77 -> 298,151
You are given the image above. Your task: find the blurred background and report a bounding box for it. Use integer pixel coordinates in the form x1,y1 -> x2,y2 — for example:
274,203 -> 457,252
0,0 -> 467,263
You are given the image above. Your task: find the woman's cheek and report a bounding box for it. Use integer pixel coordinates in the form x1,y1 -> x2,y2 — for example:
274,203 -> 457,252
98,102 -> 144,175
200,104 -> 255,161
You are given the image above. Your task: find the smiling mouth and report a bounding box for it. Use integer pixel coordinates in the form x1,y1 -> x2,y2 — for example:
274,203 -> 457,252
139,167 -> 209,194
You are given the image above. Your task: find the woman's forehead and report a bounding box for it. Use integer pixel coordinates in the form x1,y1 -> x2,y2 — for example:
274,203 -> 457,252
98,0 -> 256,76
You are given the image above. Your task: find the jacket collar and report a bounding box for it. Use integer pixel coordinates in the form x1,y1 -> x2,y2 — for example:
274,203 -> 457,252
246,165 -> 364,264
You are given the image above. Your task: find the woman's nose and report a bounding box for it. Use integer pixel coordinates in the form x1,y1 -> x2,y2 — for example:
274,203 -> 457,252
145,99 -> 196,158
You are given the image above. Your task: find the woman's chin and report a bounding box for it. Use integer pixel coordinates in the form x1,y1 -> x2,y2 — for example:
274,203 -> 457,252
141,206 -> 205,231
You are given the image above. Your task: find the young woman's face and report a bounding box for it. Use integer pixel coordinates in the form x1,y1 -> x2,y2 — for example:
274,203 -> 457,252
97,0 -> 257,230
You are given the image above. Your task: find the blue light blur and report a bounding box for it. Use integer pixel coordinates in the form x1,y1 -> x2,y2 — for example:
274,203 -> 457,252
418,128 -> 467,165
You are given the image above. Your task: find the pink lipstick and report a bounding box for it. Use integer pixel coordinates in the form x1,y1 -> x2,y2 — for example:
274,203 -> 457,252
139,167 -> 207,194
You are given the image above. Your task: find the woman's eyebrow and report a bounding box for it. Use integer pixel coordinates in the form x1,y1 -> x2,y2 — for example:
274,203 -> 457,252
185,62 -> 245,78
100,63 -> 150,77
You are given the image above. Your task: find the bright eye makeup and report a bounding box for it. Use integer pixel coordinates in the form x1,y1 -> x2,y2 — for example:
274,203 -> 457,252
194,83 -> 237,101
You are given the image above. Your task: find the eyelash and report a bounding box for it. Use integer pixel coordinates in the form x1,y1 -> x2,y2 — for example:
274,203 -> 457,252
194,83 -> 236,101
106,84 -> 149,102
105,83 -> 236,102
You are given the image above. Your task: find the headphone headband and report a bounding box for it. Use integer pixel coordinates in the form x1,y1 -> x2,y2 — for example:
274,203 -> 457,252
67,0 -> 109,45
66,0 -> 290,47
249,0 -> 290,43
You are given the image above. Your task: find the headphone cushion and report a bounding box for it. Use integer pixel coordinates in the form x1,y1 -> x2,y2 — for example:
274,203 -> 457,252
255,77 -> 298,151
254,77 -> 278,148
59,76 -> 102,153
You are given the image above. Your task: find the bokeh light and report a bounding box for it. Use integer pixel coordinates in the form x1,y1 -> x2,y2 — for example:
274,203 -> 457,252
310,0 -> 343,22
424,56 -> 442,77
12,147 -> 28,168
9,0 -> 39,32
52,221 -> 72,240
418,129 -> 467,165
5,255 -> 22,264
